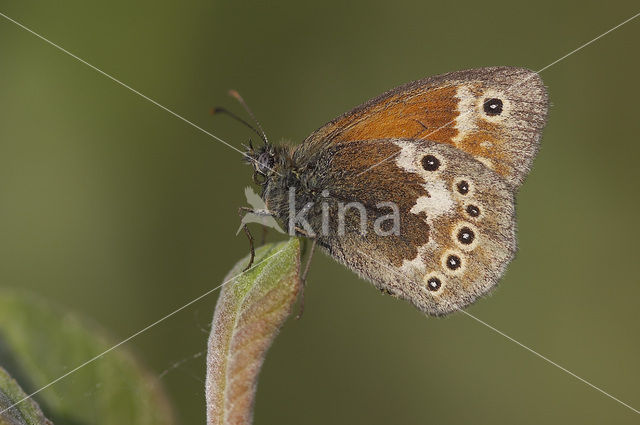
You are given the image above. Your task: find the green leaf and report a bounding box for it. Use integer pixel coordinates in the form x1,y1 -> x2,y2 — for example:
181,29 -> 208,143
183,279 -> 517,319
0,367 -> 52,425
0,289 -> 175,425
206,238 -> 301,425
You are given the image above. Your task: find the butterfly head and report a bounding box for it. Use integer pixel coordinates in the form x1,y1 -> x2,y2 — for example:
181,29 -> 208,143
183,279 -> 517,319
244,141 -> 275,181
244,140 -> 306,227
244,141 -> 295,189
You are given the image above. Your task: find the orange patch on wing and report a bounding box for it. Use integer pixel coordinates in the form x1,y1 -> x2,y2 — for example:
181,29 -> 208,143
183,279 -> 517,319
456,118 -> 509,177
308,86 -> 461,147
337,86 -> 460,143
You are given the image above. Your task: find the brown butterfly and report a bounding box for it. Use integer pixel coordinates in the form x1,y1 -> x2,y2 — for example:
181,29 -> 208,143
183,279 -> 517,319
237,67 -> 548,316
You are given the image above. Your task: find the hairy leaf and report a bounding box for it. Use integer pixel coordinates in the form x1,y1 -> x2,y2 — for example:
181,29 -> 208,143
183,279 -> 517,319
206,238 -> 301,425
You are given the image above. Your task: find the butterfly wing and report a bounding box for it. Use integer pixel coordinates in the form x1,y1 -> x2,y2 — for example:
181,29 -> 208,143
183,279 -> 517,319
299,67 -> 548,188
306,138 -> 516,316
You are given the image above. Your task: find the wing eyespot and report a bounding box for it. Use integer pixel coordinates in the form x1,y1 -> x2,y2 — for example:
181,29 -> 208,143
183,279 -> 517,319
483,98 -> 503,116
454,178 -> 473,195
426,276 -> 441,291
421,154 -> 441,171
466,204 -> 481,218
457,226 -> 475,245
452,222 -> 480,251
441,250 -> 467,276
423,272 -> 445,295
456,180 -> 469,194
446,254 -> 461,270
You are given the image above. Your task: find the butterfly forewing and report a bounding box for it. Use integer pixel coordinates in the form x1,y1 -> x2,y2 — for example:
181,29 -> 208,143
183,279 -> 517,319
300,67 -> 548,188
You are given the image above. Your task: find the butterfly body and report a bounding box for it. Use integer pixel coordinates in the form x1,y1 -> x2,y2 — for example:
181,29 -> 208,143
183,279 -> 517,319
244,67 -> 548,316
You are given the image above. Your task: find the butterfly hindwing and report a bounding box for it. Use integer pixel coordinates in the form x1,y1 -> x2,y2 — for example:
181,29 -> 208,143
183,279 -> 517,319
300,67 -> 548,188
304,138 -> 516,315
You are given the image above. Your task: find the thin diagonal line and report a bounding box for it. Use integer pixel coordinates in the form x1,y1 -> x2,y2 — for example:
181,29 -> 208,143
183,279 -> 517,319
355,10 -> 640,177
536,11 -> 640,74
0,245 -> 289,415
458,310 -> 640,414
0,11 -> 281,176
356,249 -> 639,414
157,350 -> 205,380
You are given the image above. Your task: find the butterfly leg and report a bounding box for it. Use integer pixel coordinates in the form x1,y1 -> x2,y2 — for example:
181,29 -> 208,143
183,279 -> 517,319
238,207 -> 256,271
296,237 -> 317,320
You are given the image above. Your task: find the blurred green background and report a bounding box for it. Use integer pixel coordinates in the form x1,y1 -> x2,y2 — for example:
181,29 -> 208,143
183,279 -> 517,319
1,1 -> 639,424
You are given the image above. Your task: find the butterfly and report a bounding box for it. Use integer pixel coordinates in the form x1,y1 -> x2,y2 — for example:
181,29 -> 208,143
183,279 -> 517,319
239,67 -> 548,316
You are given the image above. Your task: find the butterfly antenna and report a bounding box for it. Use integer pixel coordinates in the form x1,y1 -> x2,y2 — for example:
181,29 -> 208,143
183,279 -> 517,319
228,90 -> 270,146
209,107 -> 268,146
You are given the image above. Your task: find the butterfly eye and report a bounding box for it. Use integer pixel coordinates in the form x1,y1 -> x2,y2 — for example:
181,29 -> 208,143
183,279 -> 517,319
456,180 -> 470,195
466,204 -> 480,217
421,155 -> 441,171
483,98 -> 503,116
457,227 -> 475,245
426,276 -> 442,291
256,151 -> 275,175
446,254 -> 462,270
